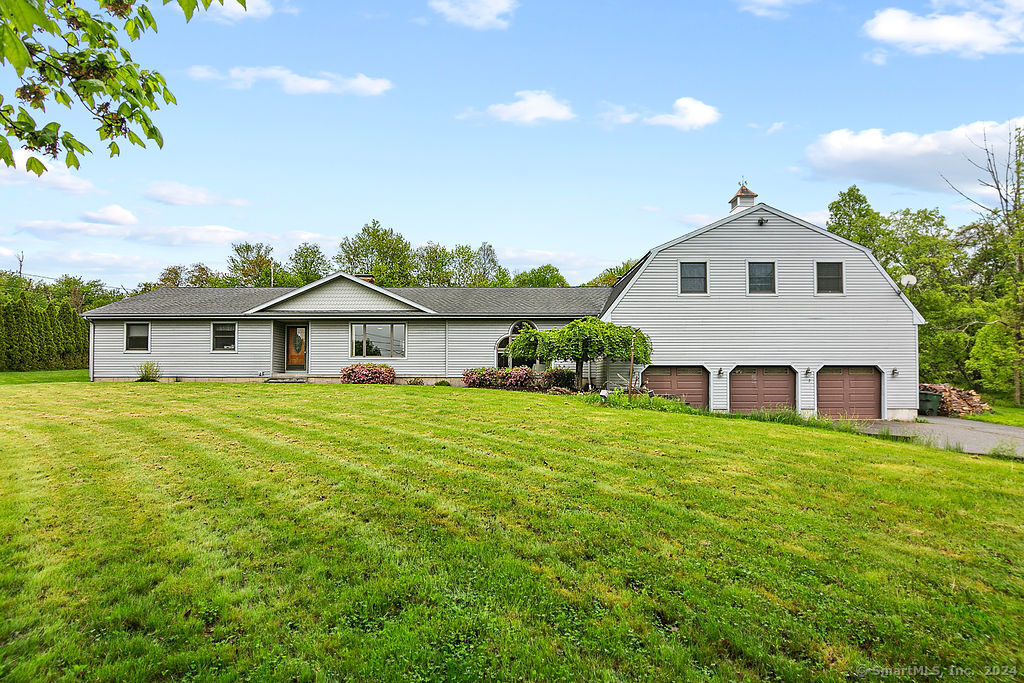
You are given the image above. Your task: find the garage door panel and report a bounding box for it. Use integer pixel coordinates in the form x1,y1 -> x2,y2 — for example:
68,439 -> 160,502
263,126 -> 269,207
729,367 -> 796,413
817,366 -> 881,419
642,366 -> 709,409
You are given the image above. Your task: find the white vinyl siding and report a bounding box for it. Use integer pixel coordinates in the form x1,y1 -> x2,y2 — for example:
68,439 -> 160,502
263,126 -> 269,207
606,208 -> 919,415
306,320 -> 446,376
93,319 -> 273,378
267,277 -> 415,312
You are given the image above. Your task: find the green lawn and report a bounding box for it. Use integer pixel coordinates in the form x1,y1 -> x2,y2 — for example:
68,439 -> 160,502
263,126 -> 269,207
1,383 -> 1021,681
968,399 -> 1024,428
0,369 -> 89,385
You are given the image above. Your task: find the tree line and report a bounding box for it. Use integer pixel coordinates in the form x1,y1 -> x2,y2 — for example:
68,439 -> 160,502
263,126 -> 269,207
824,130 -> 1024,402
144,220 -> 635,292
0,296 -> 88,371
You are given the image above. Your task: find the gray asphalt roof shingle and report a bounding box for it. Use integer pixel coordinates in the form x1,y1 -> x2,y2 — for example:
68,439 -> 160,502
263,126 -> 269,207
389,287 -> 611,316
83,287 -> 294,317
83,284 -> 613,318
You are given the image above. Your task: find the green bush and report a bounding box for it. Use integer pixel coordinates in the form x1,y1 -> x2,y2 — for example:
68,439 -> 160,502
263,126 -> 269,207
136,361 -> 162,382
406,377 -> 425,386
434,380 -> 451,387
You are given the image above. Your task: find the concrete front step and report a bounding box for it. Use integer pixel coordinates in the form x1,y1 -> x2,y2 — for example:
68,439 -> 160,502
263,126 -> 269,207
265,375 -> 308,383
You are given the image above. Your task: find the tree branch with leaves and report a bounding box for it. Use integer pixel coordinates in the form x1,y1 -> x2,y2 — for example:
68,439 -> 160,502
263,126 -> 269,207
0,0 -> 234,174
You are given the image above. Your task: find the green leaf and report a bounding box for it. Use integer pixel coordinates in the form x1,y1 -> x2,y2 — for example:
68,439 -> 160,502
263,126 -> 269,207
24,156 -> 46,176
77,79 -> 106,96
0,24 -> 32,76
107,140 -> 120,157
0,136 -> 13,167
64,148 -> 80,169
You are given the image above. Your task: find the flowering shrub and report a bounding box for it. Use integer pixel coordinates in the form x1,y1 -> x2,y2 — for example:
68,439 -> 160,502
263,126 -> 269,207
540,367 -> 576,390
462,367 -> 504,388
339,363 -> 396,384
504,366 -> 533,390
462,366 -> 535,390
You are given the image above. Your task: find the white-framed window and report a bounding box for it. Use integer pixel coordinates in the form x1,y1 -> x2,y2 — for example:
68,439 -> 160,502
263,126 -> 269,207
212,322 -> 237,352
496,320 -> 538,368
124,322 -> 150,352
815,261 -> 845,295
746,261 -> 777,295
352,323 -> 406,358
678,261 -> 709,295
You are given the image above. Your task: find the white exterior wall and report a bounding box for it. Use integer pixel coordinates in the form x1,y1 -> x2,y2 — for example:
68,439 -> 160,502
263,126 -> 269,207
444,318 -> 582,376
91,319 -> 273,378
267,278 -> 415,312
306,319 -> 447,376
607,207 -> 920,418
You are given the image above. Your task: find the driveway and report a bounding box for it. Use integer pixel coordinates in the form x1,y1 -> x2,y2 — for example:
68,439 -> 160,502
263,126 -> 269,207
858,417 -> 1024,457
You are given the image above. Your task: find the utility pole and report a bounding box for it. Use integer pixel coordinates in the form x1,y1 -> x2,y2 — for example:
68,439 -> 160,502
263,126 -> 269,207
16,251 -> 24,277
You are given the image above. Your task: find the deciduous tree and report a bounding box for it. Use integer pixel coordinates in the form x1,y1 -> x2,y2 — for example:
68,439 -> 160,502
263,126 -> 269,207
511,264 -> 568,288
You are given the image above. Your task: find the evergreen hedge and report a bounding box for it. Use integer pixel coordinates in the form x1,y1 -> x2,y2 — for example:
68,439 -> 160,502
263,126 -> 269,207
0,295 -> 89,371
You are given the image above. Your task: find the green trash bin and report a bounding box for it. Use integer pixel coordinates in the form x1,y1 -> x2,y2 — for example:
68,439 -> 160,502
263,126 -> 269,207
918,391 -> 941,416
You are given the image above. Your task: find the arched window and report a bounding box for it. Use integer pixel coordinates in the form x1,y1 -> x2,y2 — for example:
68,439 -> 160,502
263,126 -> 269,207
496,320 -> 537,368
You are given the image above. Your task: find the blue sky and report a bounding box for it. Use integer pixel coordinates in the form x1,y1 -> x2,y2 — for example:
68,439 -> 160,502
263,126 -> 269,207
1,0 -> 1022,286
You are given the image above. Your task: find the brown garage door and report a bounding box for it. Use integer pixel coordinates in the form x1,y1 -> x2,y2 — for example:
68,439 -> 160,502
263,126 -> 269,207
642,366 -> 709,409
816,366 -> 881,419
729,366 -> 796,413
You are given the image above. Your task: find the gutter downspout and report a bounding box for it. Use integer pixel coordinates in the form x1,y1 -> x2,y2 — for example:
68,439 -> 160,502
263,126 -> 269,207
88,321 -> 95,382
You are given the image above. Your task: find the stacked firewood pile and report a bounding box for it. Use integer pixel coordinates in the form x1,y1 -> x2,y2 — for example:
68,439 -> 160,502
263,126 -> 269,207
919,383 -> 992,416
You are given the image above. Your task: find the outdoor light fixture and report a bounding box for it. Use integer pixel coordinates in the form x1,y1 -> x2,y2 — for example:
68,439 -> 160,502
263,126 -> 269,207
757,218 -> 769,226
804,367 -> 812,377
892,368 -> 899,377
599,389 -> 609,403
717,368 -> 724,376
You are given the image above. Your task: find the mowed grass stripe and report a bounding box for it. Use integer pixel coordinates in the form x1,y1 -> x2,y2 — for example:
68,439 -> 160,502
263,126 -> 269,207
0,382 -> 1021,681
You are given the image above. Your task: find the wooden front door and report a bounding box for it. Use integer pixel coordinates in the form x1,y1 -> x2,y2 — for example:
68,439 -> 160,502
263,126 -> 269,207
286,326 -> 307,371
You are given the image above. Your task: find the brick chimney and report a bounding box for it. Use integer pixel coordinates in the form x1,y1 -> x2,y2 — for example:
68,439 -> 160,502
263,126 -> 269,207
729,184 -> 758,214
354,273 -> 375,284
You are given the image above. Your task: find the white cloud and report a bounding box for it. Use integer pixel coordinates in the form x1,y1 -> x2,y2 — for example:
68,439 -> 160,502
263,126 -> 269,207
805,116 -> 1024,194
498,246 -> 617,285
640,205 -> 661,212
206,0 -> 275,23
19,219 -> 247,246
864,2 -> 1024,57
675,213 -> 718,227
186,65 -> 224,81
429,0 -> 518,29
486,90 -> 576,124
145,181 -> 248,207
190,66 -> 393,96
766,121 -> 785,135
140,225 -> 248,246
644,97 -> 721,131
81,204 -> 138,226
795,209 -> 829,225
0,149 -> 96,194
598,103 -> 640,127
737,0 -> 812,18
19,220 -> 132,240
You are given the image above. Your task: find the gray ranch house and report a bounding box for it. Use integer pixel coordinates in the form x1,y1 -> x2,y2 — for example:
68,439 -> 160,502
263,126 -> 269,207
84,189 -> 924,421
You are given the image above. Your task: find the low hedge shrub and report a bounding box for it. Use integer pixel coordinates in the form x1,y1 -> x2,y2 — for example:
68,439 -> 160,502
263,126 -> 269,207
540,367 -> 576,390
462,366 -> 535,390
340,363 -> 396,384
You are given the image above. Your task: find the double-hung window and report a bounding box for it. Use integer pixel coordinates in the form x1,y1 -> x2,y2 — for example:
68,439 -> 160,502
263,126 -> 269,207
747,262 -> 776,294
125,323 -> 150,351
212,322 -> 237,351
352,323 -> 406,358
679,262 -> 708,294
816,262 -> 844,294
